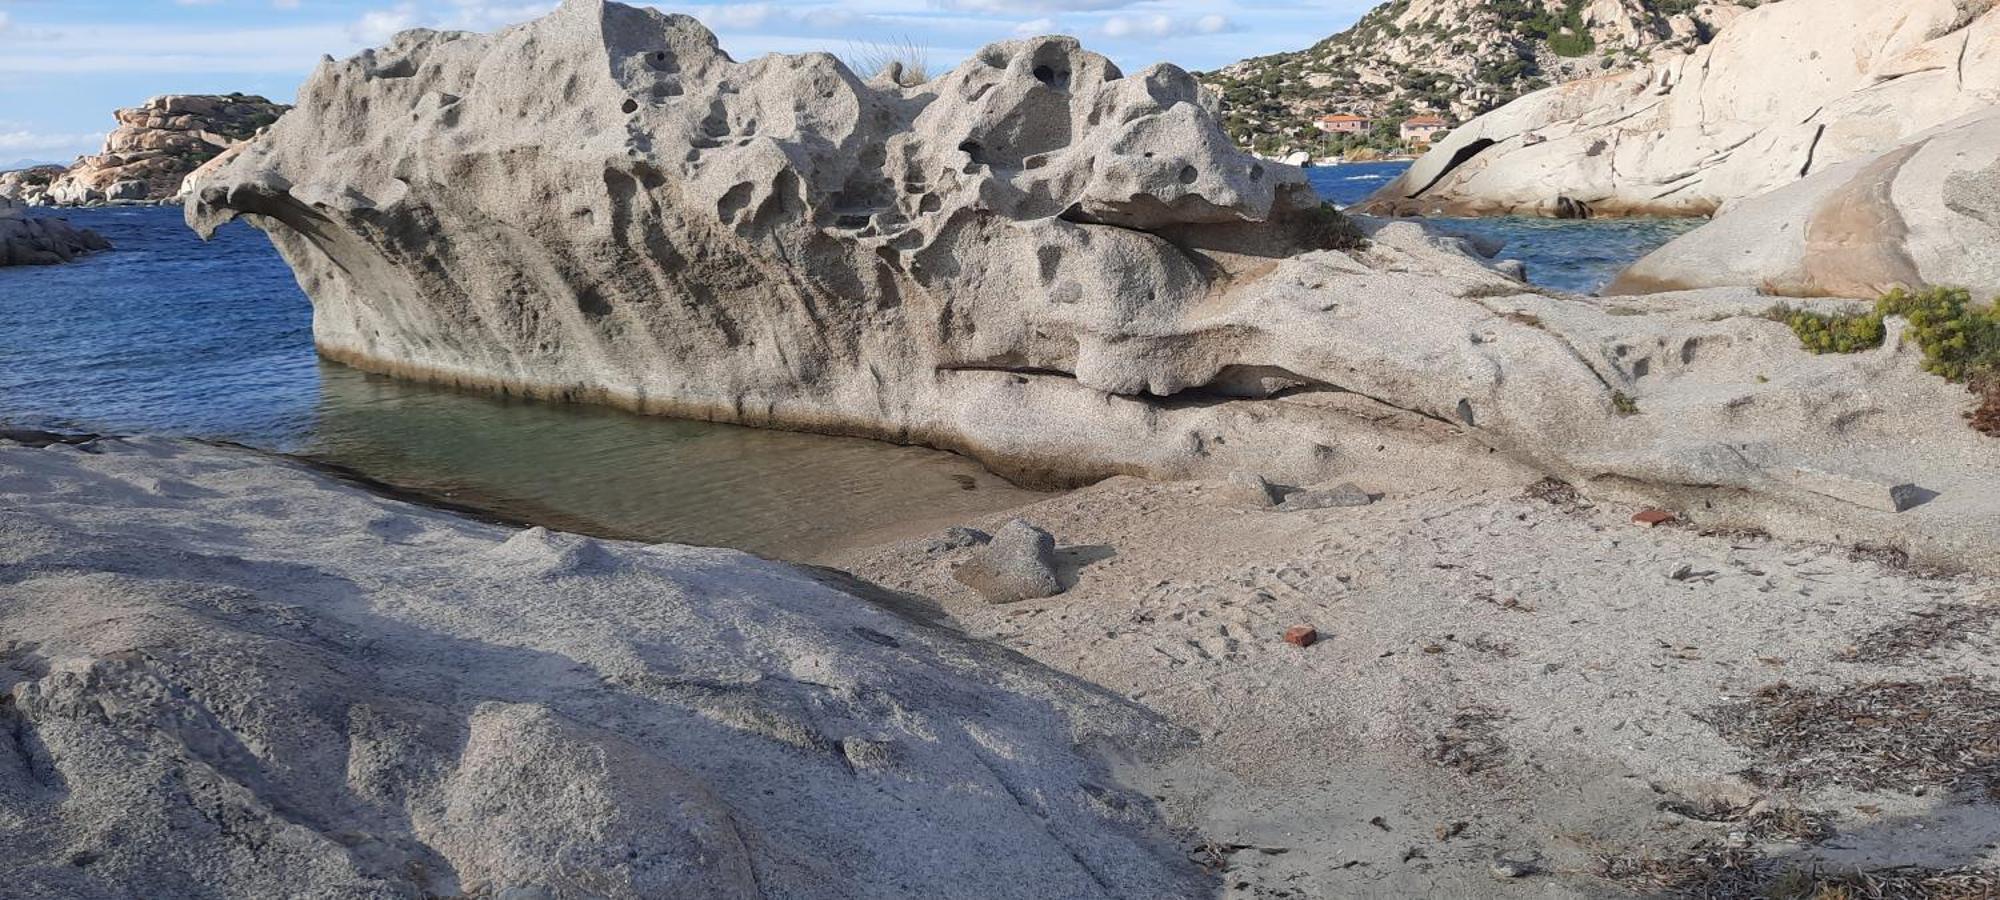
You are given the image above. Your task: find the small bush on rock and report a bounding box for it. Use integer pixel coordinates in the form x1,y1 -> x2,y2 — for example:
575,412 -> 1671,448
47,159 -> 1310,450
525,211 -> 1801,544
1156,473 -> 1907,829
1771,303 -> 1886,355
1772,287 -> 2000,436
1879,287 -> 2000,383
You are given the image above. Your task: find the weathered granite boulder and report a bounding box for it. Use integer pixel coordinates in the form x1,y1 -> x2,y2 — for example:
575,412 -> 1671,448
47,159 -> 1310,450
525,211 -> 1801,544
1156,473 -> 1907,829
0,166 -> 64,206
1358,0 -> 2000,217
0,202 -> 110,265
0,437 -> 1203,898
189,0 -> 2000,571
1611,108 -> 2000,299
43,94 -> 287,206
954,518 -> 1064,602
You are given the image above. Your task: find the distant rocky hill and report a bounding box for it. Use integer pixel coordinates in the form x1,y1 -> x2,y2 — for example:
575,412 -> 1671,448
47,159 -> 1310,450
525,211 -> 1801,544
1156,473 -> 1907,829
1198,0 -> 1762,155
6,94 -> 289,206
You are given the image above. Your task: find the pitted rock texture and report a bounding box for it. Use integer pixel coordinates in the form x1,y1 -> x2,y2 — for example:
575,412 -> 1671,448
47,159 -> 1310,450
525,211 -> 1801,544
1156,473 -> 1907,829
1358,0 -> 2000,218
36,94 -> 288,206
1611,109 -> 2000,299
0,437 -> 1202,898
190,0 -> 2000,571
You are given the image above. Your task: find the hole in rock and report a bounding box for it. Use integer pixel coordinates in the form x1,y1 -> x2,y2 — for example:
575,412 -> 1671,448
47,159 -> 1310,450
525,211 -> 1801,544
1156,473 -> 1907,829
621,98 -> 639,114
1178,166 -> 1198,185
1250,164 -> 1265,182
958,141 -> 985,166
577,288 -> 613,319
918,194 -> 942,214
647,50 -> 679,73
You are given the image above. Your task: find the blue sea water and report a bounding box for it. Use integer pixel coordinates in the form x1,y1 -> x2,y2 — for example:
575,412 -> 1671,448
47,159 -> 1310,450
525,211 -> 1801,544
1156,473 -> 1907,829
1306,161 -> 1702,295
0,172 -> 1697,556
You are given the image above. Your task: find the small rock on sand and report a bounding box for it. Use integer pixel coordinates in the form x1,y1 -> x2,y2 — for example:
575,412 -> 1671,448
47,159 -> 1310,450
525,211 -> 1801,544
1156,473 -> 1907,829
1284,625 -> 1319,648
1281,483 -> 1373,511
954,519 -> 1063,603
1225,471 -> 1281,508
1632,508 -> 1676,528
1489,852 -> 1539,879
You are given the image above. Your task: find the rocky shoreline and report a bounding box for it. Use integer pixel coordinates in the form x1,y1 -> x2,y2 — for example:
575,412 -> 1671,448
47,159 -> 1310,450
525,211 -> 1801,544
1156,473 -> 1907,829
4,0 -> 1998,896
188,0 -> 1999,575
0,200 -> 110,266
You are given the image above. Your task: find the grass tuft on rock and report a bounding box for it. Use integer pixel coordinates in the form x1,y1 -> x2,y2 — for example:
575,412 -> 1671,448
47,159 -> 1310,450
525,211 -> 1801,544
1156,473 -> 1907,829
1772,287 -> 2000,435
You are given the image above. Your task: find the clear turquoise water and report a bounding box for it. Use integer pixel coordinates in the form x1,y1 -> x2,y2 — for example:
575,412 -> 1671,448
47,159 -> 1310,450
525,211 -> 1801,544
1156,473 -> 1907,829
0,174 -> 1696,556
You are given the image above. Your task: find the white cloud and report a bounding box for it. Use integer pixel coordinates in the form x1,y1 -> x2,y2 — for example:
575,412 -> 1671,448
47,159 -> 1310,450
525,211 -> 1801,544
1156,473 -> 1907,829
937,0 -> 1142,11
1014,16 -> 1056,36
0,128 -> 105,159
351,4 -> 418,44
1102,12 -> 1235,40
273,0 -> 303,9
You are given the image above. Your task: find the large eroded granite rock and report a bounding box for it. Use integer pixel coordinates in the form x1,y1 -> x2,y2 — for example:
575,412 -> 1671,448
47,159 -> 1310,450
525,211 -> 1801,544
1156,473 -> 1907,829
1611,108 -> 2000,298
189,0 -> 2000,571
0,200 -> 110,266
40,94 -> 288,206
1357,0 -> 2000,217
0,437 -> 1202,898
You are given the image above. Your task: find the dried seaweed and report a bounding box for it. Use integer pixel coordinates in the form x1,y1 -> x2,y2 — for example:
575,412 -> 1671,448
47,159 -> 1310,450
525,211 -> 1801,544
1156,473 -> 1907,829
1839,601 -> 2000,665
1594,843 -> 2000,899
1705,680 -> 2000,798
1426,705 -> 1509,775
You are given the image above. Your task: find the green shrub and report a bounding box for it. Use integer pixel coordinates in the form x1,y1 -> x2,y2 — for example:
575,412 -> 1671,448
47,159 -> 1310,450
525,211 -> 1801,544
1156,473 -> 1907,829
1772,303 -> 1887,354
1877,287 -> 2000,382
1774,286 -> 2000,386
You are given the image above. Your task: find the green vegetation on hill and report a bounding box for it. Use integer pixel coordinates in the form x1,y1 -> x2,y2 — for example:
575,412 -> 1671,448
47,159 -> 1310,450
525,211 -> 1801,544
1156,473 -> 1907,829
1197,0 -> 1755,156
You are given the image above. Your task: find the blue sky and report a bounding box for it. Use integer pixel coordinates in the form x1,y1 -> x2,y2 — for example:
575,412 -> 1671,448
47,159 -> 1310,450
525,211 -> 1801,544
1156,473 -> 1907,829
0,0 -> 1376,165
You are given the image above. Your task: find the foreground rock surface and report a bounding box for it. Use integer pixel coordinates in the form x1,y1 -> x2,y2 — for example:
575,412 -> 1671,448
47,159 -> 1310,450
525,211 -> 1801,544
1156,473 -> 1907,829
1611,109 -> 2000,299
0,201 -> 110,266
191,0 -> 2000,572
0,438 -> 1201,898
836,473 -> 2000,898
25,94 -> 288,207
1358,0 -> 2000,217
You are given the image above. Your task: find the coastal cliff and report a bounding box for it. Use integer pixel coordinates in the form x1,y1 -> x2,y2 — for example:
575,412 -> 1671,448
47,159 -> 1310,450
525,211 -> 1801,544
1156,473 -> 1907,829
189,0 -> 2000,571
1358,0 -> 2000,217
12,94 -> 288,207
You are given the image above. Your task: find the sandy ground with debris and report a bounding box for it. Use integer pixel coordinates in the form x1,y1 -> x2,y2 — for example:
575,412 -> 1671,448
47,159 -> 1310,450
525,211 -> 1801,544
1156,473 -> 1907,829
832,474 -> 2000,898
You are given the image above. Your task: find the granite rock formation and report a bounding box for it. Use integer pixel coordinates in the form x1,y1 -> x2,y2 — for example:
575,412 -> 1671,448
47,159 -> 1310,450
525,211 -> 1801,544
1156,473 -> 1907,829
1611,108 -> 2000,299
40,94 -> 288,206
0,436 -> 1202,898
1358,0 -> 2000,217
0,200 -> 110,266
190,0 -> 2000,570
0,166 -> 66,207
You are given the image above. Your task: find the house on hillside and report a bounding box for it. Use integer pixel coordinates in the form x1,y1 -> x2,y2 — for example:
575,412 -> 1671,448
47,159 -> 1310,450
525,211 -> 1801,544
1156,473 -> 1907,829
1401,114 -> 1450,146
1314,114 -> 1371,135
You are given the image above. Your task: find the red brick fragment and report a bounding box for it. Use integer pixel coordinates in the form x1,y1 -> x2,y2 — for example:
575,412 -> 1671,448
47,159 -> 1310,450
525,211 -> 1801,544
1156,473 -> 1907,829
1283,625 -> 1319,648
1631,508 -> 1676,528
